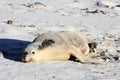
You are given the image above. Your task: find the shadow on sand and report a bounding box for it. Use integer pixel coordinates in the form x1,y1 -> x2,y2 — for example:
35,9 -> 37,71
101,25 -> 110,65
0,39 -> 31,62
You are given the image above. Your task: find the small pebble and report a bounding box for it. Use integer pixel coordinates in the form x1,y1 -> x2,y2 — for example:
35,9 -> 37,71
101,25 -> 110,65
113,56 -> 119,61
116,5 -> 120,7
7,20 -> 13,24
106,59 -> 111,62
52,76 -> 55,78
117,50 -> 120,53
28,25 -> 36,27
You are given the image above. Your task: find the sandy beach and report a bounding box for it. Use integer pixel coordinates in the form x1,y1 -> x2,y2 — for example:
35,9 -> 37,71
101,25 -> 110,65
0,0 -> 120,80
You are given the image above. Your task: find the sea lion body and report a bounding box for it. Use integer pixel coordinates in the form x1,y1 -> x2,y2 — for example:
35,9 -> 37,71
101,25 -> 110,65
22,31 -> 97,63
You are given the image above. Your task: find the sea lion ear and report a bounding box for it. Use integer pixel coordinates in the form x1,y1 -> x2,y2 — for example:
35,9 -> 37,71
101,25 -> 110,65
42,39 -> 55,48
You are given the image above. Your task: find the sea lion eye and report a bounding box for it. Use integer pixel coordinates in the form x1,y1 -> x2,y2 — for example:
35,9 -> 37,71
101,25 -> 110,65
32,52 -> 35,54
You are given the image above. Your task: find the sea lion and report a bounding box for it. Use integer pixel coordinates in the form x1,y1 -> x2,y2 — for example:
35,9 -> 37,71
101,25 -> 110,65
22,31 -> 97,63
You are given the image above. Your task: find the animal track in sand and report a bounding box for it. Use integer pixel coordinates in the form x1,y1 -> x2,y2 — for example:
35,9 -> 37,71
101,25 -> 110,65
23,2 -> 46,9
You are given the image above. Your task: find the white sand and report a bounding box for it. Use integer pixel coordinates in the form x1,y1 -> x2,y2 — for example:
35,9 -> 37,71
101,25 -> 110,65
0,0 -> 120,80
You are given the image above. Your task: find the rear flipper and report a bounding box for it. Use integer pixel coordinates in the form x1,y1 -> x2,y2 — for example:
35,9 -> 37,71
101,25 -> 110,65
86,38 -> 98,53
88,42 -> 97,53
69,45 -> 87,63
70,45 -> 99,64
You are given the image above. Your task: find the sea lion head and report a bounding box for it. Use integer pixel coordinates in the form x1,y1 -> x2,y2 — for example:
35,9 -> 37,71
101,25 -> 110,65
22,39 -> 55,63
22,43 -> 41,63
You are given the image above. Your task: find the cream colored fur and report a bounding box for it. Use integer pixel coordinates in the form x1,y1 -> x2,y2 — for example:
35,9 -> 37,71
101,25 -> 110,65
22,31 -> 97,63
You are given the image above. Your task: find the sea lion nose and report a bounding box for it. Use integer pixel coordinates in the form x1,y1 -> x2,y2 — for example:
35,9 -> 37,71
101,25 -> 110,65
22,52 -> 28,58
24,52 -> 28,55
